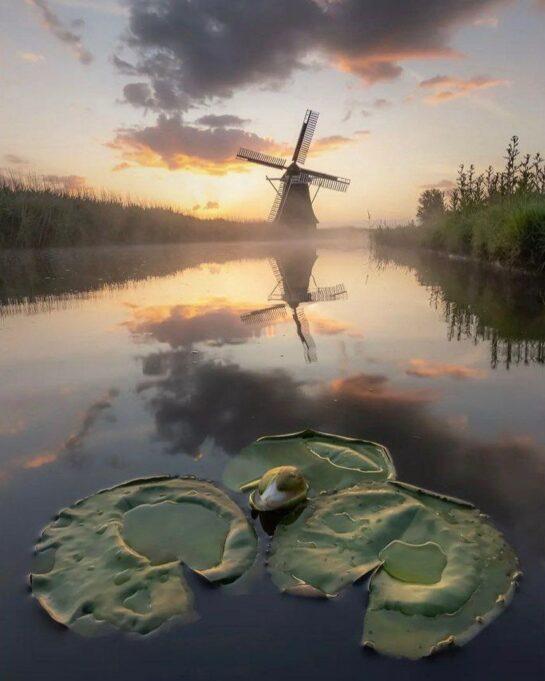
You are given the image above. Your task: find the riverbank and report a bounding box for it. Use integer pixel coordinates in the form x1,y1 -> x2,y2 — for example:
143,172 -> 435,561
371,195 -> 545,271
0,175 -> 275,248
371,137 -> 545,272
0,175 -> 365,248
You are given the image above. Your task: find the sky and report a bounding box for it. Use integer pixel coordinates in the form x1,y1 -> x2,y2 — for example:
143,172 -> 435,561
1,0 -> 544,225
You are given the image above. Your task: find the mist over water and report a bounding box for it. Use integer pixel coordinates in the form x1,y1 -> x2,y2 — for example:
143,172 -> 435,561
1,240 -> 543,680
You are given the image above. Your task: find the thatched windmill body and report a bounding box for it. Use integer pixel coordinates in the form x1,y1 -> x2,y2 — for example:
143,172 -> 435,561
237,110 -> 350,229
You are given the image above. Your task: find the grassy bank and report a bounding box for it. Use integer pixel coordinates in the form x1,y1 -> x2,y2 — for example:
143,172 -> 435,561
0,174 -> 272,248
372,137 -> 545,271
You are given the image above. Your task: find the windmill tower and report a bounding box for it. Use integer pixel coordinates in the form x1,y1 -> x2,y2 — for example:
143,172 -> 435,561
241,246 -> 347,363
236,110 -> 350,229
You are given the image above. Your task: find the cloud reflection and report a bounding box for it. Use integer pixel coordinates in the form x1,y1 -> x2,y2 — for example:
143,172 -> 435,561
136,349 -> 544,552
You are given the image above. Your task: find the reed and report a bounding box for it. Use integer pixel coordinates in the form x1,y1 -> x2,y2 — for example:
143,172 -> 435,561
0,173 -> 270,248
372,137 -> 545,271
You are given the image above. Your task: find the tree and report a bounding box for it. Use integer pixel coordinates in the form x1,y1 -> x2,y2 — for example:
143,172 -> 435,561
416,189 -> 445,224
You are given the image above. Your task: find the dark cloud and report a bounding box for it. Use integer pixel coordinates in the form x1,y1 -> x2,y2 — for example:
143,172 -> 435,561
137,349 -> 544,558
27,0 -> 93,64
195,114 -> 251,128
203,200 -> 219,210
122,82 -> 156,109
373,98 -> 392,109
108,113 -> 287,173
118,0 -> 506,110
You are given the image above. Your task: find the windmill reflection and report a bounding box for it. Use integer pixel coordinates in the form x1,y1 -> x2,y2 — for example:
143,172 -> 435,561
241,246 -> 347,362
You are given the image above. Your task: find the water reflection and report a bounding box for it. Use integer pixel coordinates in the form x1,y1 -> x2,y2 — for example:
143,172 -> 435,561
372,245 -> 545,368
242,245 -> 347,362
136,347 -> 544,555
1,241 -> 544,681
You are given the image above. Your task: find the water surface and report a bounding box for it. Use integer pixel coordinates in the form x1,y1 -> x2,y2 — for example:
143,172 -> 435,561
1,239 -> 543,680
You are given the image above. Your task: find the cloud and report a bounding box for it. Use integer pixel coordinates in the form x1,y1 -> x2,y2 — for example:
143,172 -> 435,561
26,0 -> 93,64
125,299 -> 261,348
195,114 -> 251,128
419,74 -> 509,103
307,315 -> 363,337
354,129 -> 371,137
18,51 -> 45,63
203,200 -> 219,210
136,350 -> 544,562
373,98 -> 392,109
473,15 -> 500,27
108,113 -> 287,174
117,0 -> 505,111
406,358 -> 486,380
43,174 -> 86,190
21,389 -> 118,471
309,135 -> 356,155
4,154 -> 29,165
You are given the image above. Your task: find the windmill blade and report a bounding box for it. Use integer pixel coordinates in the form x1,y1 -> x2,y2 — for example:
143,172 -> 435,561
268,178 -> 290,222
299,168 -> 350,193
241,304 -> 287,325
237,148 -> 287,170
308,284 -> 347,302
292,110 -> 319,165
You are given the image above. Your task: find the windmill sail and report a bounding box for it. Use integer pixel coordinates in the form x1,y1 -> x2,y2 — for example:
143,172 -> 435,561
240,304 -> 287,325
237,148 -> 287,170
234,109 -> 349,227
293,307 -> 317,363
292,110 -> 319,165
268,178 -> 290,222
299,169 -> 350,192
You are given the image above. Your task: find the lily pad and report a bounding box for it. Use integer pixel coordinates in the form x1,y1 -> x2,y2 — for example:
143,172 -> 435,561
268,481 -> 519,659
31,476 -> 257,635
224,430 -> 395,496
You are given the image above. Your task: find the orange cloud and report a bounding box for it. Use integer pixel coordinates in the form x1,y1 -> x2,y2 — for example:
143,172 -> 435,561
24,452 -> 58,469
309,135 -> 356,156
406,358 -> 486,380
307,314 -> 362,337
419,74 -> 509,104
125,299 -> 263,347
109,114 -> 288,175
331,373 -> 437,404
335,48 -> 460,84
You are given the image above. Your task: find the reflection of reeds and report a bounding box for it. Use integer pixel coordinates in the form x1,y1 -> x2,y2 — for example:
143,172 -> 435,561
0,173 -> 268,248
373,245 -> 545,369
437,295 -> 544,369
372,137 -> 545,270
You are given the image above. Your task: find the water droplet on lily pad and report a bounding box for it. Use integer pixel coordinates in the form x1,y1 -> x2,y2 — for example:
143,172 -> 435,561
31,476 -> 257,635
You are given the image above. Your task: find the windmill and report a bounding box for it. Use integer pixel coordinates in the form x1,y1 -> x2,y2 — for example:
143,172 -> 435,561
241,246 -> 347,363
236,110 -> 350,228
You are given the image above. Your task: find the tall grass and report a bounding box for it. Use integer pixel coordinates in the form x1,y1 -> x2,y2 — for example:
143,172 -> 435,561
372,137 -> 545,271
0,173 -> 270,248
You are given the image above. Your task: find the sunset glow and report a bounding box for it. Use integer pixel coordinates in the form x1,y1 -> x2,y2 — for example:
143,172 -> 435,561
1,1 -> 544,223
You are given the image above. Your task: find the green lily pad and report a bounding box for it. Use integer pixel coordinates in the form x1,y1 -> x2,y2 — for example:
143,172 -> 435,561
224,430 -> 396,496
268,481 -> 519,659
31,476 -> 257,635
